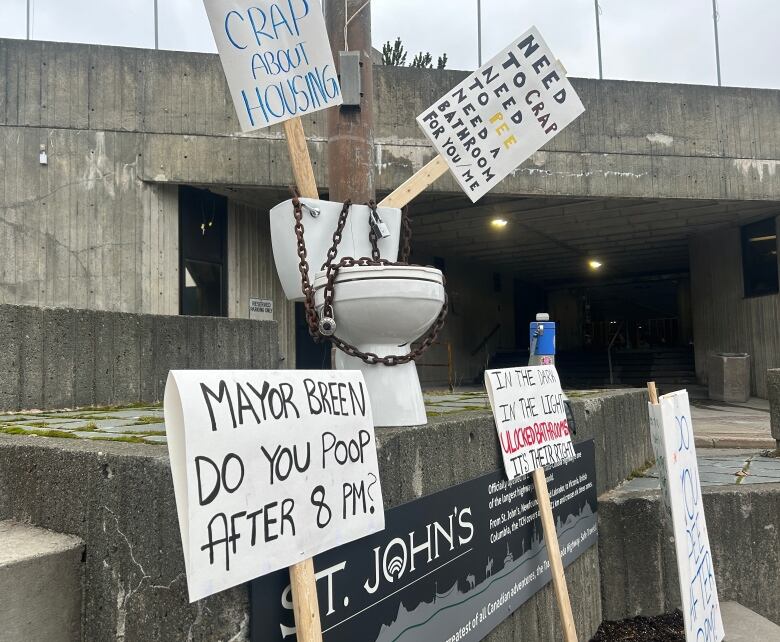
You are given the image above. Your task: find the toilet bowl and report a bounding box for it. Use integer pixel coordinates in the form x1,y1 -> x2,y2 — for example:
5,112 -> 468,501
269,199 -> 446,427
313,265 -> 445,426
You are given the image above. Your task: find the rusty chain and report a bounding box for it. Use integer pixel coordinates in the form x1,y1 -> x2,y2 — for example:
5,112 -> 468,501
292,197 -> 447,366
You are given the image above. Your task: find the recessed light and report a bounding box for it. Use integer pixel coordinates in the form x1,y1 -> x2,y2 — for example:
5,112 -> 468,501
588,260 -> 603,270
491,218 -> 508,228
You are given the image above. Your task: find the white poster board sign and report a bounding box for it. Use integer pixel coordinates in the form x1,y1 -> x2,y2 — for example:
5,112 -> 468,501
165,370 -> 384,601
417,26 -> 584,202
249,297 -> 274,321
648,390 -> 725,642
203,0 -> 343,131
485,365 -> 575,480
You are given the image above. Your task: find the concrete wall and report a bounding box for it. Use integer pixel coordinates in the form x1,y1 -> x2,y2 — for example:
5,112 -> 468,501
690,218 -> 780,397
0,303 -> 279,412
0,389 -> 652,641
599,482 -> 780,626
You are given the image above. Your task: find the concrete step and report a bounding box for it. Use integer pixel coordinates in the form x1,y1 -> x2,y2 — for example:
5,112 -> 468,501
723,601 -> 780,641
0,520 -> 84,642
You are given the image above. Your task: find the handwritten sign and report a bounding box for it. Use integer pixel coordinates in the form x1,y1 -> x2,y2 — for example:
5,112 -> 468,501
203,0 -> 343,131
417,26 -> 584,202
164,370 -> 384,602
485,365 -> 575,480
648,390 -> 725,642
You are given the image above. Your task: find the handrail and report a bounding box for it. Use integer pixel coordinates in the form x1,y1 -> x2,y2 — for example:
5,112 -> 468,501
471,324 -> 502,357
607,321 -> 624,385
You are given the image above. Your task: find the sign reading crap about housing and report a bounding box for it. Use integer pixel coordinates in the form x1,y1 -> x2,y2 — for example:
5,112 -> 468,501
417,26 -> 584,202
203,0 -> 342,131
648,390 -> 725,642
485,365 -> 575,480
164,370 -> 384,602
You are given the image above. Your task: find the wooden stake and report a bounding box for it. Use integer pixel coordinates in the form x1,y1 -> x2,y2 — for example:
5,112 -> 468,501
283,117 -> 319,199
532,466 -> 579,642
281,114 -> 323,642
378,155 -> 449,209
647,381 -> 659,405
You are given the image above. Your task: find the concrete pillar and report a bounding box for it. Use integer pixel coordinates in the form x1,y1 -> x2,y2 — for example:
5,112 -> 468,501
768,369 -> 780,450
324,0 -> 375,203
0,521 -> 84,642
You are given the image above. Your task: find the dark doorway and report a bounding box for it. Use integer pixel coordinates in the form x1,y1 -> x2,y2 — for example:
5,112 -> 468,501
179,186 -> 228,317
295,303 -> 332,369
514,279 -> 547,349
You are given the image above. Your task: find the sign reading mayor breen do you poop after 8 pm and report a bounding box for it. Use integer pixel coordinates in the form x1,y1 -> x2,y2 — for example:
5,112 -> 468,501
203,0 -> 342,131
164,370 -> 384,601
485,365 -> 575,480
417,26 -> 584,202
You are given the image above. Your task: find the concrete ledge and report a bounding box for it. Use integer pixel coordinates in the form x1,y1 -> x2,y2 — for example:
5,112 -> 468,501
722,601 -> 780,642
599,482 -> 780,626
0,520 -> 84,642
0,304 -> 279,412
695,435 -> 777,450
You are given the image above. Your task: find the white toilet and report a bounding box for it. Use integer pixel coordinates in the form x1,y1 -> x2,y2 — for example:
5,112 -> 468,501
269,198 -> 446,427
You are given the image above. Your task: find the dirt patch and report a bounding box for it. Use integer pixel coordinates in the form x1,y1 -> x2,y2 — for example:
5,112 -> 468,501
591,611 -> 684,641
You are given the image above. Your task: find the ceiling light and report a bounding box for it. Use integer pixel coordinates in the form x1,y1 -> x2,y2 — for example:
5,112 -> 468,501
749,235 -> 777,242
588,260 -> 603,270
491,218 -> 508,228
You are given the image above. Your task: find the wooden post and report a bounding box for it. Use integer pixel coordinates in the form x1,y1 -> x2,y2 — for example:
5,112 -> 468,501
532,466 -> 579,642
378,155 -> 449,209
281,115 -> 323,642
648,381 -> 659,405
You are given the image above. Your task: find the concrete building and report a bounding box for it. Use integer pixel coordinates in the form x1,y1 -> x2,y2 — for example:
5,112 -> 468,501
2,38 -> 779,395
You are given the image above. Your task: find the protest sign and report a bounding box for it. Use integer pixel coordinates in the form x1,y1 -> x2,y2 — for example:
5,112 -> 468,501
164,369 -> 384,602
485,365 -> 575,481
251,441 -> 598,641
647,387 -> 725,642
415,26 -> 584,203
203,0 -> 343,131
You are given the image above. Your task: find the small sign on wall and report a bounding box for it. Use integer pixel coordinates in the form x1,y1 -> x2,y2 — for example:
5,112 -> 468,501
250,298 -> 274,321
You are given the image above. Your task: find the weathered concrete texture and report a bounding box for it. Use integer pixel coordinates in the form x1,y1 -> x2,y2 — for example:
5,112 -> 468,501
691,225 -> 780,399
708,353 -> 752,403
0,520 -> 84,642
721,601 -> 780,641
0,304 -> 279,412
0,389 -> 652,642
768,370 -> 780,445
598,482 -> 780,626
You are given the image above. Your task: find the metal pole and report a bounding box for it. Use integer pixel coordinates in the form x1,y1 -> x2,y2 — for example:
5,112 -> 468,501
154,0 -> 159,50
594,0 -> 603,79
712,0 -> 722,86
26,0 -> 31,40
477,0 -> 482,66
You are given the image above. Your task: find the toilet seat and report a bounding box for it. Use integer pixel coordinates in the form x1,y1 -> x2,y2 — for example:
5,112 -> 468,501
313,264 -> 443,289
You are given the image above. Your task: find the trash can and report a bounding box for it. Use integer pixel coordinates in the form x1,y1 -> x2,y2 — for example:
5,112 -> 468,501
708,353 -> 751,403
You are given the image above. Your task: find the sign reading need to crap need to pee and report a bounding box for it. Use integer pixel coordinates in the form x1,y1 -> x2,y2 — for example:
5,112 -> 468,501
165,370 -> 384,602
203,0 -> 342,131
485,365 -> 575,480
417,26 -> 584,202
649,390 -> 725,642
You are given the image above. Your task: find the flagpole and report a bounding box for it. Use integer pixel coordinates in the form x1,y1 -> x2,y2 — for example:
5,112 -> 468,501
595,0 -> 603,79
477,0 -> 482,66
26,0 -> 31,40
712,0 -> 722,86
154,0 -> 159,50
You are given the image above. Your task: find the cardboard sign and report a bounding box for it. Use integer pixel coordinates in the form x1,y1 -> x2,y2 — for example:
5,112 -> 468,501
251,440 -> 598,641
648,390 -> 725,642
203,0 -> 343,131
164,370 -> 384,602
485,365 -> 575,480
249,298 -> 274,321
417,26 -> 584,202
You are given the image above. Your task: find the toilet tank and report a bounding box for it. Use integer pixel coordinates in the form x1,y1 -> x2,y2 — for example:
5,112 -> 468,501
270,199 -> 402,301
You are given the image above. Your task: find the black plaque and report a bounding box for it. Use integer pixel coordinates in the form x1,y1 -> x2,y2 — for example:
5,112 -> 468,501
251,440 -> 597,642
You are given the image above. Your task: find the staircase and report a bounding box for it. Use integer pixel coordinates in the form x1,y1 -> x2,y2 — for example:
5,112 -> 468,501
488,347 -> 698,389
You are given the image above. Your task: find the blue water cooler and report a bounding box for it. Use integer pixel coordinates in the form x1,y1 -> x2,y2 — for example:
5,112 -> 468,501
529,313 -> 556,366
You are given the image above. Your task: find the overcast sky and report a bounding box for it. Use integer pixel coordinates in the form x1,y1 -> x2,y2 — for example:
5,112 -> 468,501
2,0 -> 779,89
